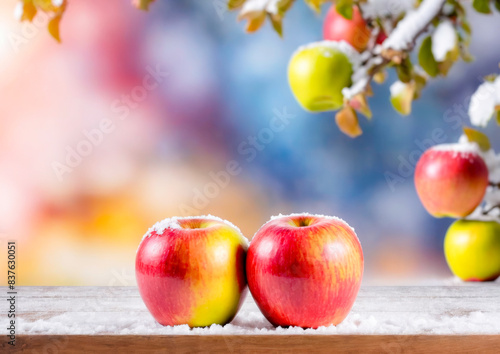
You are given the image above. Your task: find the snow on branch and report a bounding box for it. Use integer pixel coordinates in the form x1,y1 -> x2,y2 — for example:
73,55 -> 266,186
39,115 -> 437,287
240,0 -> 280,15
344,0 -> 447,101
382,0 -> 446,51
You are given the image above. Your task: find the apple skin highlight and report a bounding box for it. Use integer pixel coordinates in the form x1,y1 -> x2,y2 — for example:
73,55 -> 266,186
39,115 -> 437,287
246,214 -> 363,328
136,217 -> 248,327
415,146 -> 489,218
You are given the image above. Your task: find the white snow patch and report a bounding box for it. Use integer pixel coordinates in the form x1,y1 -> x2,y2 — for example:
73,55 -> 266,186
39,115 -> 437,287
431,20 -> 457,62
383,0 -> 446,51
469,76 -> 500,127
17,301 -> 500,335
240,0 -> 280,16
389,81 -> 406,96
430,142 -> 483,155
138,215 -> 249,251
342,55 -> 384,100
360,0 -> 415,18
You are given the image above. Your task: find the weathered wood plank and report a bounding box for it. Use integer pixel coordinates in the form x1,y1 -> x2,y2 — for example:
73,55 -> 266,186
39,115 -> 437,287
6,335 -> 500,353
1,285 -> 500,352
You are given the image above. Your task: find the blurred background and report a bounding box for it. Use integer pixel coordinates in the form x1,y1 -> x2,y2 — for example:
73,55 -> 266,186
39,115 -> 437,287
0,0 -> 499,286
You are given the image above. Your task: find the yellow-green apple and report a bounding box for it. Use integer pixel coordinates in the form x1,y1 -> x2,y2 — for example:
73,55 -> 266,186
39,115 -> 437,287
414,144 -> 489,218
444,219 -> 500,281
288,41 -> 355,112
323,6 -> 371,52
247,213 -> 363,328
136,215 -> 248,327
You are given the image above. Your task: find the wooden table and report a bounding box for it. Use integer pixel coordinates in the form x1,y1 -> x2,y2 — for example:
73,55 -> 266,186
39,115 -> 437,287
2,285 -> 500,353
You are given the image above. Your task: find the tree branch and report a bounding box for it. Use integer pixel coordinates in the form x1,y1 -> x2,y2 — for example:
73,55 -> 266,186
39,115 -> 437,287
343,0 -> 447,100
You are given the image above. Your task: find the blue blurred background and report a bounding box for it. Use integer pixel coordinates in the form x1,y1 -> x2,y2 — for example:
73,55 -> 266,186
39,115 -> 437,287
0,0 -> 499,285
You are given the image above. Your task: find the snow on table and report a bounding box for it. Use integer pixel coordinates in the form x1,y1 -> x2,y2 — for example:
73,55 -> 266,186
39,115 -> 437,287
3,285 -> 500,352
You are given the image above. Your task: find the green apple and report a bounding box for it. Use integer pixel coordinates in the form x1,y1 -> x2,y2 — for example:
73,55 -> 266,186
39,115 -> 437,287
288,42 -> 354,112
444,220 -> 500,282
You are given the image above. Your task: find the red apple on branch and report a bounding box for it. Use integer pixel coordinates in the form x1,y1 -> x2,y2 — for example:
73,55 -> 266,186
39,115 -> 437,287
136,215 -> 248,327
323,6 -> 371,52
414,144 -> 489,218
247,213 -> 363,328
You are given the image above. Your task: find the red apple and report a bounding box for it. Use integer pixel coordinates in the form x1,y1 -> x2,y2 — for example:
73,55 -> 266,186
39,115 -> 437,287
415,144 -> 489,218
323,6 -> 371,52
247,213 -> 363,328
136,215 -> 248,327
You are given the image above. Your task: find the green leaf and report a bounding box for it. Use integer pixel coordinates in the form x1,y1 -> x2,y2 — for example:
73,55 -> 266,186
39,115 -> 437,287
390,81 -> 415,116
463,127 -> 491,151
269,14 -> 283,37
395,56 -> 413,83
484,74 -> 497,82
413,73 -> 427,100
437,44 -> 459,76
473,0 -> 491,14
336,0 -> 354,19
496,110 -> 500,125
418,36 -> 438,77
495,0 -> 500,12
228,0 -> 246,10
459,43 -> 475,62
461,20 -> 472,36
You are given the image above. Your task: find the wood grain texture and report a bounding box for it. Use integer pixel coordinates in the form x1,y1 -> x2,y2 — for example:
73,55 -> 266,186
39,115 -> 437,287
8,335 -> 500,353
1,286 -> 500,352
